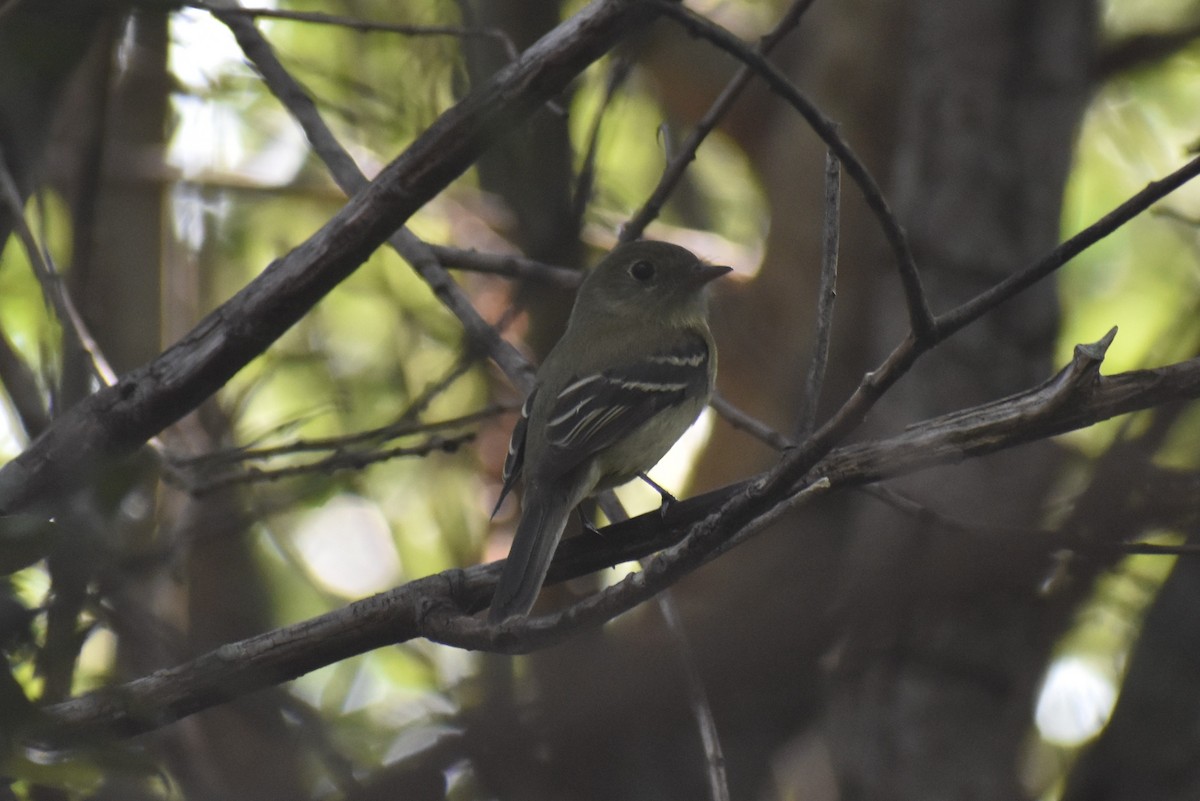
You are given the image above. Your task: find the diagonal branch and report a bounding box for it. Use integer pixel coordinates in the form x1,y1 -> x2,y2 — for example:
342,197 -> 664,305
190,1 -> 520,60
932,153 -> 1200,339
0,0 -> 660,516
0,148 -> 116,389
795,147 -> 841,440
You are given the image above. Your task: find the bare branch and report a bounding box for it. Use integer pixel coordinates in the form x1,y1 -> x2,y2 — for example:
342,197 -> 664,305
173,406 -> 506,492
932,153 -> 1200,340
604,489 -> 731,801
0,326 -> 48,438
189,2 -> 520,60
655,594 -> 730,801
575,56 -> 634,223
861,481 -> 1200,558
426,330 -> 1186,654
174,390 -> 504,470
710,393 -> 792,451
795,147 -> 841,441
189,432 -> 477,494
0,148 -> 116,388
428,244 -> 580,288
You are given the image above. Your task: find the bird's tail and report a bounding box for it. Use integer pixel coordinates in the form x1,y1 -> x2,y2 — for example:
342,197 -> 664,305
489,489 -> 573,623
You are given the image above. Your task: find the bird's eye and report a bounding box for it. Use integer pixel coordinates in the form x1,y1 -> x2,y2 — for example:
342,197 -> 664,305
629,260 -> 655,282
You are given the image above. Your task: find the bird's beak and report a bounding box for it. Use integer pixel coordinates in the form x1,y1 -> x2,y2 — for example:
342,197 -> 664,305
692,263 -> 733,284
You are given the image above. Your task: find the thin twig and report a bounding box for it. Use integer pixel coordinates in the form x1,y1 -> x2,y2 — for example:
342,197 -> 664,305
710,393 -> 792,451
860,483 -> 1044,539
622,0 -> 819,242
1101,542 -> 1200,556
575,56 -> 634,224
657,595 -> 730,801
795,148 -> 840,441
0,326 -> 49,438
189,2 -> 520,61
862,483 -> 1200,557
0,148 -> 116,387
650,1 -> 935,339
175,405 -> 507,469
428,244 -> 580,289
600,497 -> 731,801
1152,206 -> 1200,227
190,432 -> 476,495
172,356 -> 504,490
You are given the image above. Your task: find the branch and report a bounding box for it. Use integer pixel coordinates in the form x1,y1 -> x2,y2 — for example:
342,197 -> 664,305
189,1 -> 520,60
428,244 -> 580,288
0,326 -> 48,439
0,148 -> 116,389
0,0 -> 659,515
795,147 -> 840,440
37,337 -> 1200,740
186,431 -> 477,495
174,406 -> 506,470
932,152 -> 1200,339
710,393 -> 792,450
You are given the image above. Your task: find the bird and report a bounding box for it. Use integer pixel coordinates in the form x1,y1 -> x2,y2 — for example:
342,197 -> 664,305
489,240 -> 730,622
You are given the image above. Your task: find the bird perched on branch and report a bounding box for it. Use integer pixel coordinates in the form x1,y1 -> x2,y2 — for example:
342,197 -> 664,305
489,240 -> 730,622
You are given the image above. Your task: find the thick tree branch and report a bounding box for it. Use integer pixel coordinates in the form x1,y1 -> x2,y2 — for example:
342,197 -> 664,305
37,339 -> 1200,740
0,0 -> 658,515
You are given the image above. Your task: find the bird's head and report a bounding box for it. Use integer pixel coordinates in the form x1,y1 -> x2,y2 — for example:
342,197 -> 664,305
570,241 -> 731,326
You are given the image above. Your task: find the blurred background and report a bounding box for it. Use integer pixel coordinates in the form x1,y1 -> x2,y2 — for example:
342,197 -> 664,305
1,0 -> 1200,799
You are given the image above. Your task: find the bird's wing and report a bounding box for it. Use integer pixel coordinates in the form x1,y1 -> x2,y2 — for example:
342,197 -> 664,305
542,333 -> 710,473
491,387 -> 536,518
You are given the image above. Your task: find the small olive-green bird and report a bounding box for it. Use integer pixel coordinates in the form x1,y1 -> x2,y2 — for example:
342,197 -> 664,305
489,241 -> 730,622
